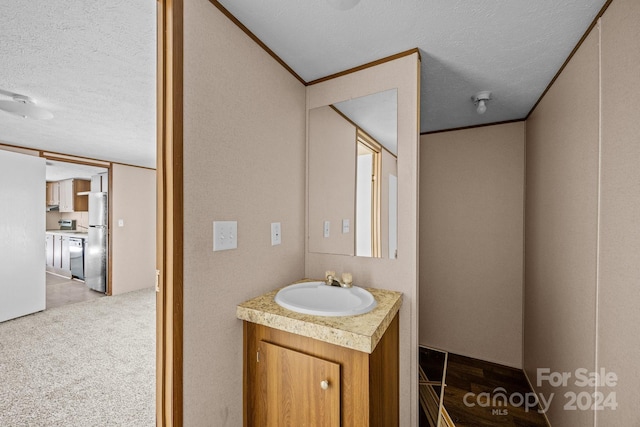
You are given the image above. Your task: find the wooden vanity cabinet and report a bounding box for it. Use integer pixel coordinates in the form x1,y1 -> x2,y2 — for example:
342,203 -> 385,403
243,314 -> 399,427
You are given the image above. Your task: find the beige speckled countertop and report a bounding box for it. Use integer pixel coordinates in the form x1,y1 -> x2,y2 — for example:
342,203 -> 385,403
236,280 -> 402,354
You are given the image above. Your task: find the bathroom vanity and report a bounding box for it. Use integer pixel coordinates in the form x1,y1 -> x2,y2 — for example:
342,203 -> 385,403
237,282 -> 402,427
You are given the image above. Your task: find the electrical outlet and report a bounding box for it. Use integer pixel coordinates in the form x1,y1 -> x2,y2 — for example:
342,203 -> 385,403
271,222 -> 281,246
323,221 -> 330,238
213,221 -> 237,251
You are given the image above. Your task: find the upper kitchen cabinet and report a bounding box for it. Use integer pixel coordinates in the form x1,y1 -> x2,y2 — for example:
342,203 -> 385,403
58,179 -> 91,212
90,172 -> 109,193
46,181 -> 60,206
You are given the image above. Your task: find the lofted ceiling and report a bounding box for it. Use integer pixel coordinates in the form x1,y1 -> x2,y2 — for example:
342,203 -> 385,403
0,0 -> 607,169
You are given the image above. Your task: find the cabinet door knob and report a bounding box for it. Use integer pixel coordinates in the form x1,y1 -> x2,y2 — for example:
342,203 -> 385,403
320,380 -> 329,390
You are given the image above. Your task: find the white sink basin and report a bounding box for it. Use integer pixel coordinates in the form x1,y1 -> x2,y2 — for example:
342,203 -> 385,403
274,281 -> 377,317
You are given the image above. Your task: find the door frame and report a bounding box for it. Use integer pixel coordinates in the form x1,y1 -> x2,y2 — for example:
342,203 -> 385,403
156,0 -> 183,425
40,154 -> 112,294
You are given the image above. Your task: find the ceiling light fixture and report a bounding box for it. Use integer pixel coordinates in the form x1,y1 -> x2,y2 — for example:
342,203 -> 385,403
326,0 -> 361,11
472,91 -> 492,115
0,92 -> 54,120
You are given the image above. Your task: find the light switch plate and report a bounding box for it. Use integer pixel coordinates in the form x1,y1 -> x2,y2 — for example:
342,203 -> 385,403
342,219 -> 350,234
213,221 -> 237,251
118,219 -> 124,227
271,222 -> 281,246
323,221 -> 330,238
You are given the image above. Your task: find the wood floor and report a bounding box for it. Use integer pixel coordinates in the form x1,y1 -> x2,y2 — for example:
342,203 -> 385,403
46,272 -> 104,309
420,349 -> 549,427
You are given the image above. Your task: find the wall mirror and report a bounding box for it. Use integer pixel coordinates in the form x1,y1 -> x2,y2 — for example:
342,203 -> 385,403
308,88 -> 398,258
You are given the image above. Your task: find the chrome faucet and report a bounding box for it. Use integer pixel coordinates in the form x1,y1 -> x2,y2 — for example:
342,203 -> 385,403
324,271 -> 353,288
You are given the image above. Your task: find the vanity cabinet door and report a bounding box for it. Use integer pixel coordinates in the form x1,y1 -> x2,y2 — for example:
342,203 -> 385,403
258,341 -> 340,427
244,314 -> 399,427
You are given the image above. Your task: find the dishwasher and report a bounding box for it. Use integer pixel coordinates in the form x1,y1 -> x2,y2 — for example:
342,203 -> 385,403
69,237 -> 85,280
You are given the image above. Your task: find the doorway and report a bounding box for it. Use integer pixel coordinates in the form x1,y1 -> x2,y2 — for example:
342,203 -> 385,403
44,159 -> 110,308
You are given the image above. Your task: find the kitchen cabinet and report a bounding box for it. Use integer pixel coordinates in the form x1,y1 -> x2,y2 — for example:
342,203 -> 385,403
47,233 -> 72,277
243,313 -> 399,427
58,179 -> 90,212
45,234 -> 54,267
46,181 -> 60,206
60,236 -> 70,271
91,172 -> 109,193
52,234 -> 69,269
52,235 -> 62,268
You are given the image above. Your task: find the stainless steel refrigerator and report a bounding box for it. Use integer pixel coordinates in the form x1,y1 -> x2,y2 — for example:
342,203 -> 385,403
85,192 -> 108,292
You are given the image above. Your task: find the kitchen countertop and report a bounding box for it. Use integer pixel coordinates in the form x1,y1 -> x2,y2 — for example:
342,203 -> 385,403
46,230 -> 89,238
236,280 -> 402,354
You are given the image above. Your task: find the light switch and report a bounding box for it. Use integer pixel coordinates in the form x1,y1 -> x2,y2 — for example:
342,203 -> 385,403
271,222 -> 281,246
323,221 -> 330,238
342,219 -> 350,234
118,219 -> 124,227
213,221 -> 238,251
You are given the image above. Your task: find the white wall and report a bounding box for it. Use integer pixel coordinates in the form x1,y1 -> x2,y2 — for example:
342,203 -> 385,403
0,150 -> 46,322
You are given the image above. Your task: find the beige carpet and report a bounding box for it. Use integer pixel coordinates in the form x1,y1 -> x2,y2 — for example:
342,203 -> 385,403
0,287 -> 155,426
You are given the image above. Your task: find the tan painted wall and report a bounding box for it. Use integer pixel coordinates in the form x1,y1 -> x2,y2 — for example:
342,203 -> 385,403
110,163 -> 156,295
305,53 -> 420,426
525,28 -> 600,427
182,1 -> 306,425
46,211 -> 89,230
420,123 -> 525,368
597,0 -> 640,424
525,1 -> 640,424
308,106 -> 356,255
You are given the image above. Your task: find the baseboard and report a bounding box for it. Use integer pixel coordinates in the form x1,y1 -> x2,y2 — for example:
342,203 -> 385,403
523,369 -> 552,427
46,268 -> 72,278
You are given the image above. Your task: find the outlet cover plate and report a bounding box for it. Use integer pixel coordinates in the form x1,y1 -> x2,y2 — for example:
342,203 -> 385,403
213,221 -> 237,251
271,222 -> 281,246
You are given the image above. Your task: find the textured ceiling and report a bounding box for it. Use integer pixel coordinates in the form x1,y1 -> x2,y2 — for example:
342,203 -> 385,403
218,0 -> 607,132
0,0 -> 156,168
45,160 -> 108,182
0,0 -> 607,170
